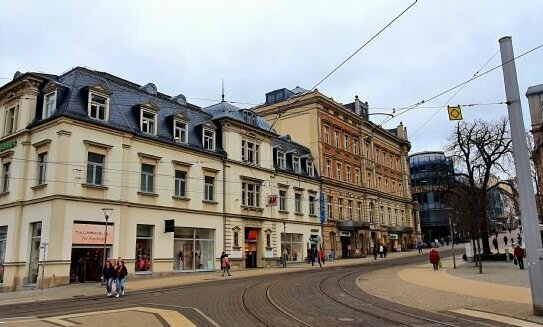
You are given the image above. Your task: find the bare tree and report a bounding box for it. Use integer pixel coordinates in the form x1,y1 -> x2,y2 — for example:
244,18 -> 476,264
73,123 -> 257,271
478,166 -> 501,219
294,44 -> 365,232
446,118 -> 513,254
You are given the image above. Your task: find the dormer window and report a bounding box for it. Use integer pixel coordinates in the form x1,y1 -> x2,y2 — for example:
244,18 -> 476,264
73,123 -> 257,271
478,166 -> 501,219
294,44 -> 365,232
88,93 -> 108,121
277,150 -> 286,169
292,155 -> 300,173
242,110 -> 257,126
43,91 -> 56,119
141,110 -> 157,135
306,159 -> 314,177
203,128 -> 215,150
174,120 -> 188,143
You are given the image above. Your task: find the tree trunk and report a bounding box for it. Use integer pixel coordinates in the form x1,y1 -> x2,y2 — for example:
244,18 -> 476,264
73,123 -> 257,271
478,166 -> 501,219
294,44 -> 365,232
472,237 -> 478,267
480,218 -> 491,254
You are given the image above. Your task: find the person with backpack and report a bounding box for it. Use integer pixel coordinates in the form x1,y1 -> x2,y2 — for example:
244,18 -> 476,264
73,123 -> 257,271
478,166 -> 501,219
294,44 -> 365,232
115,260 -> 128,298
221,253 -> 231,276
101,260 -> 116,297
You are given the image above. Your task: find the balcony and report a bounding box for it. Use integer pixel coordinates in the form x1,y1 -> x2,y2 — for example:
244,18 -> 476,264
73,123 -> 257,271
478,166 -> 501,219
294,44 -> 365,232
388,226 -> 415,233
337,220 -> 370,230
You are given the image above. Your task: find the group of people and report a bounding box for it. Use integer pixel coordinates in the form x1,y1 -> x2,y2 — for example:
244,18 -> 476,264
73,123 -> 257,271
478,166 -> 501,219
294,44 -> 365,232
372,244 -> 388,260
307,247 -> 325,267
101,259 -> 128,298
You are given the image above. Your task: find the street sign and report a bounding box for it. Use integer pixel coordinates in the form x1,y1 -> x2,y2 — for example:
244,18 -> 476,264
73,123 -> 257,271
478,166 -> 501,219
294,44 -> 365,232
447,105 -> 463,120
267,194 -> 278,206
319,192 -> 326,224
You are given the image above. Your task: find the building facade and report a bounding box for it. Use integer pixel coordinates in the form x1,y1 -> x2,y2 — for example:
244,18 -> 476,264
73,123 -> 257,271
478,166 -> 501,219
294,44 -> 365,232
254,89 -> 418,258
409,151 -> 454,241
527,84 -> 543,222
0,68 -> 321,292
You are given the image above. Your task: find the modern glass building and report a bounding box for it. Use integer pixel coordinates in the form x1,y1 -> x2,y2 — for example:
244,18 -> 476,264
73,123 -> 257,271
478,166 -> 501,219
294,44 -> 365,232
409,151 -> 455,241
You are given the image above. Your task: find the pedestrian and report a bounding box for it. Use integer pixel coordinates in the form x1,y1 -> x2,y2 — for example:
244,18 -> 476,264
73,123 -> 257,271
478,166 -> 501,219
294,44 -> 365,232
316,248 -> 322,268
220,251 -> 227,274
517,234 -> 522,245
416,241 -> 423,254
373,245 -> 378,260
310,247 -> 316,266
503,235 -> 508,246
115,260 -> 128,298
101,260 -> 116,297
492,238 -> 499,253
221,253 -> 231,276
319,247 -> 325,265
347,244 -> 351,257
282,248 -> 288,268
379,244 -> 384,258
383,244 -> 388,258
429,247 -> 440,270
513,244 -> 525,270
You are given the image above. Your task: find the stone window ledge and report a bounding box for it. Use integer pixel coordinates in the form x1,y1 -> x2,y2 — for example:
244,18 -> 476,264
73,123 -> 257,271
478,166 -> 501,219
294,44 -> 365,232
137,191 -> 159,197
81,183 -> 109,190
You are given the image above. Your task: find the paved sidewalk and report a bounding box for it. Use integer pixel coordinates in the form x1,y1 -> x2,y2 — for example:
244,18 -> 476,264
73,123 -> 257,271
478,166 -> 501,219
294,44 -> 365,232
0,248 -> 422,306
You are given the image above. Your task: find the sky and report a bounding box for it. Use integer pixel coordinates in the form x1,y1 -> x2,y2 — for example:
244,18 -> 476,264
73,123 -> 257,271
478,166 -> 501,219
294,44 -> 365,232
1,0 -> 542,153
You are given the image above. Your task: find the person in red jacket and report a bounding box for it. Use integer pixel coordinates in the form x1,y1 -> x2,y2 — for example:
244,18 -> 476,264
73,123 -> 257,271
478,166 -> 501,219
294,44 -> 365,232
514,245 -> 525,270
429,247 -> 440,270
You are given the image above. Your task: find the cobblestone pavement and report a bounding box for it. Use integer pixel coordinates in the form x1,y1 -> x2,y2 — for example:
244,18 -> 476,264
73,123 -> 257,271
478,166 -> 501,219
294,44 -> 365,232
358,252 -> 543,325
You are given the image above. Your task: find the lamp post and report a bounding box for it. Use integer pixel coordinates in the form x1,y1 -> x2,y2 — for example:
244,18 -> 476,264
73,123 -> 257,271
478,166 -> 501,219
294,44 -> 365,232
283,221 -> 287,268
101,208 -> 113,271
449,213 -> 456,269
39,242 -> 48,290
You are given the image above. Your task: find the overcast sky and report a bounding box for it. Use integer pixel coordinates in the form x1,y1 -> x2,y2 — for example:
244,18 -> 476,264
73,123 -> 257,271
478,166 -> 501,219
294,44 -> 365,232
1,0 -> 542,153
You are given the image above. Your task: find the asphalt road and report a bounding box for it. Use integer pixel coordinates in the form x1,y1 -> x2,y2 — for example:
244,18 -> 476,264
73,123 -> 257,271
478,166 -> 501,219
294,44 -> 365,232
0,253 -> 515,327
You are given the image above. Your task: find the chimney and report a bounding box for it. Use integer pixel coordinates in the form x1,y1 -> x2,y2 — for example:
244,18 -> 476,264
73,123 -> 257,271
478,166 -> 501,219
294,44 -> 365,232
397,122 -> 406,139
354,95 -> 360,115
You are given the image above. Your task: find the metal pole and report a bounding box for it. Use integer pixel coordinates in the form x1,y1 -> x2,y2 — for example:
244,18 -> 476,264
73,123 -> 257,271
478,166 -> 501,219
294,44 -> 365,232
283,221 -> 286,268
103,216 -> 108,268
449,214 -> 456,269
499,36 -> 543,315
40,242 -> 48,290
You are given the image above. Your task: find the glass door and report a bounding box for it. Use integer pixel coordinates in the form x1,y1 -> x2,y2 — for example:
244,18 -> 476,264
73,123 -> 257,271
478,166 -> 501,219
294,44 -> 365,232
28,222 -> 42,284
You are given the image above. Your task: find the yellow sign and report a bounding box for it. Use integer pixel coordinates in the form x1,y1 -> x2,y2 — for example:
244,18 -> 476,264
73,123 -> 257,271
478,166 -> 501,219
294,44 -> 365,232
448,105 -> 462,120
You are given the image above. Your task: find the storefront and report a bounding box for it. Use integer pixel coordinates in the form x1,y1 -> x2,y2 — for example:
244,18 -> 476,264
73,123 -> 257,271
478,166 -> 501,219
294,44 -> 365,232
70,222 -> 113,283
245,227 -> 260,268
340,231 -> 351,257
0,226 -> 6,284
281,233 -> 303,262
173,227 -> 215,271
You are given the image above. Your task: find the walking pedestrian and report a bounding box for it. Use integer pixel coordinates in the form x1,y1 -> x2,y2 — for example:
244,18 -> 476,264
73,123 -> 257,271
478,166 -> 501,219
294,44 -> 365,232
383,244 -> 388,258
282,248 -> 288,268
115,260 -> 128,298
379,244 -> 384,258
319,247 -> 325,266
416,241 -> 423,254
316,248 -> 322,268
101,260 -> 116,297
503,235 -> 508,246
492,238 -> 499,253
372,245 -> 378,260
513,245 -> 525,270
221,253 -> 231,276
310,247 -> 316,266
429,247 -> 440,271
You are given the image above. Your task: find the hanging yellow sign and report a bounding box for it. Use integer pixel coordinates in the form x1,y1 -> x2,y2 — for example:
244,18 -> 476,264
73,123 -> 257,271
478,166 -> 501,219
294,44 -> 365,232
448,105 -> 463,120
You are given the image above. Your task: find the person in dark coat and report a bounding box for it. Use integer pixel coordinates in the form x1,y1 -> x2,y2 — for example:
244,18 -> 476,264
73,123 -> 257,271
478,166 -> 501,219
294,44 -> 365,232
514,245 -> 525,270
383,244 -> 388,258
492,238 -> 499,253
101,260 -> 116,297
503,235 -> 508,246
429,247 -> 440,270
115,260 -> 128,297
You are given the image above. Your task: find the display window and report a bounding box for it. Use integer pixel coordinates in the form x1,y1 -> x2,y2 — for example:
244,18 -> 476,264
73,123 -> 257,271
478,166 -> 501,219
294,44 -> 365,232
173,227 -> 215,271
281,233 -> 303,262
135,225 -> 154,272
0,226 -> 6,284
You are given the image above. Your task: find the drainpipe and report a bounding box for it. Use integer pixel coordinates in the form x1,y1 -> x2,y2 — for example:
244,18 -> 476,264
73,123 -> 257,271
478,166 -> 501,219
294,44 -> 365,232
222,157 -> 227,257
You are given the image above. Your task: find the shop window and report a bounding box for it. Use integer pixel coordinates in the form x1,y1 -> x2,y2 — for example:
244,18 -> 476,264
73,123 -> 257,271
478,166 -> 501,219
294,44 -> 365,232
204,176 -> 215,201
1,162 -> 10,193
135,225 -> 154,272
309,195 -> 316,215
86,152 -> 104,185
27,222 -> 42,284
174,170 -> 187,197
37,152 -> 48,185
140,163 -> 155,193
295,193 -> 302,214
0,226 -> 6,284
281,233 -> 302,262
173,227 -> 214,271
279,190 -> 287,211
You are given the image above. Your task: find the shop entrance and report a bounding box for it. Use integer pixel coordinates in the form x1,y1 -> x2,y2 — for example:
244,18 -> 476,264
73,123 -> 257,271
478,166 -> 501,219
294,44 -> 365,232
70,247 -> 110,283
340,231 -> 351,257
244,227 -> 259,268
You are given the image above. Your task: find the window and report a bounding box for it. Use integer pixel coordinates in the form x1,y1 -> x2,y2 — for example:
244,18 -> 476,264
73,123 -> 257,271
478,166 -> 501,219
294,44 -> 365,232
367,172 -> 372,188
309,195 -> 316,215
392,181 -> 396,194
401,210 -> 405,225
344,134 -> 350,151
266,233 -> 271,248
355,169 -> 360,186
326,158 -> 332,177
292,156 -> 300,173
306,160 -> 314,177
234,231 -> 239,247
28,222 -> 42,284
377,176 -> 382,190
380,206 -> 385,224
281,233 -> 303,262
37,152 -> 47,185
277,151 -> 286,169
338,198 -> 344,220
243,111 -> 257,125
242,139 -> 260,165
174,170 -> 187,197
347,200 -> 353,220
323,125 -> 330,144
346,166 -> 351,183
135,225 -> 154,272
173,228 -> 215,271
174,120 -> 188,143
279,190 -> 287,211
385,178 -> 389,192
0,226 -> 6,284
89,93 -> 107,120
369,202 -> 375,223
204,176 -> 215,201
43,92 -> 56,119
242,182 -> 261,207
141,110 -> 156,134
394,209 -> 398,225
376,149 -> 380,163
388,208 -> 392,225
327,195 -> 333,218
365,143 -> 370,158
1,162 -> 9,193
334,130 -> 340,148
203,129 -> 215,150
295,193 -> 302,214
357,202 -> 362,220
140,163 -> 155,193
353,137 -> 360,155
336,162 -> 342,181
86,152 -> 105,185
5,107 -> 16,135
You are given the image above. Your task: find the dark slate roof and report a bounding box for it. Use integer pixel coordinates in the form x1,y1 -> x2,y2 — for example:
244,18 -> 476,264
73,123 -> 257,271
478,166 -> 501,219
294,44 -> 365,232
26,67 -> 225,156
203,101 -> 273,131
291,86 -> 308,95
272,134 -> 319,179
527,84 -> 543,96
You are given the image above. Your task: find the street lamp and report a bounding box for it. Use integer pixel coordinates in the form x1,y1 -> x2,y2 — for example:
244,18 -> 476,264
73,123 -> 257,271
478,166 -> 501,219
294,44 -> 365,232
101,208 -> 113,271
283,221 -> 287,268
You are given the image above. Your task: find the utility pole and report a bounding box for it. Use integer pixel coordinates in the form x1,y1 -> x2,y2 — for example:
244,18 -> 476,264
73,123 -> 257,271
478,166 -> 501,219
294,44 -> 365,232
40,242 -> 48,290
499,36 -> 543,315
449,214 -> 456,269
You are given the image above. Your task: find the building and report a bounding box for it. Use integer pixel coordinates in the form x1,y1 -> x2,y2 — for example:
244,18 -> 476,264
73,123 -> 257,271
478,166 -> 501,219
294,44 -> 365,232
253,88 -> 417,258
409,151 -> 454,241
0,67 -> 320,292
527,83 -> 543,222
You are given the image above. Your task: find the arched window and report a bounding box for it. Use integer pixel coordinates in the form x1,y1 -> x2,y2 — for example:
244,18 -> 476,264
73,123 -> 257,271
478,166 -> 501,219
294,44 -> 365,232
369,202 -> 375,223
